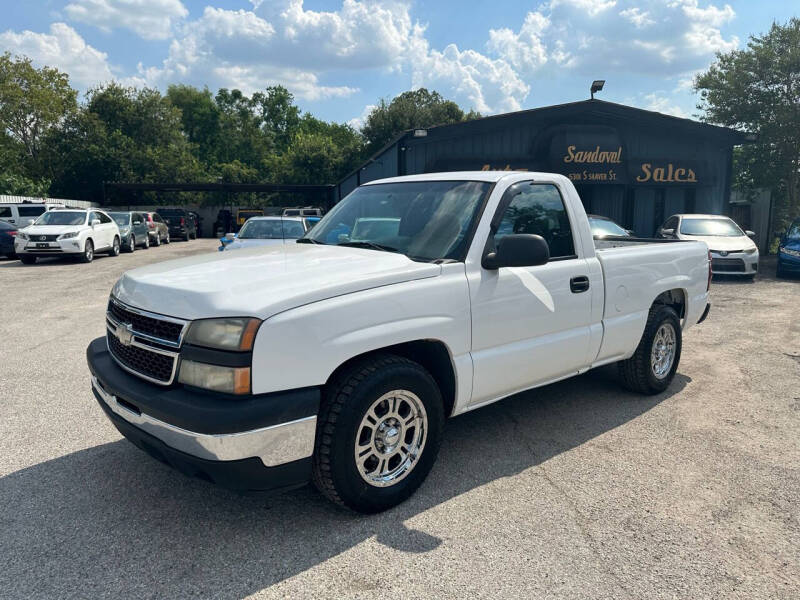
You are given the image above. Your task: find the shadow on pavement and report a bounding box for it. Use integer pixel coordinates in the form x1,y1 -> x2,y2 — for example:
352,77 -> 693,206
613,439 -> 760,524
0,368 -> 688,598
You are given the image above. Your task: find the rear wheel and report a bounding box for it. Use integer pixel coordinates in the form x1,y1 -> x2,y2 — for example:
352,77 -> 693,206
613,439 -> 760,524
142,234 -> 149,249
20,255 -> 37,265
154,232 -> 161,246
108,236 -> 120,257
164,231 -> 170,244
618,305 -> 682,395
312,353 -> 444,513
80,239 -> 94,263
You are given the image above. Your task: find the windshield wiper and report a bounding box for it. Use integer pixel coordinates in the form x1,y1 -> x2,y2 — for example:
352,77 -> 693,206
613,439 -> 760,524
337,241 -> 401,253
296,238 -> 325,245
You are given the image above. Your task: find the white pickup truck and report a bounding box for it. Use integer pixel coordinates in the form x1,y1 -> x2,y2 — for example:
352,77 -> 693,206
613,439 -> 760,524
87,171 -> 711,512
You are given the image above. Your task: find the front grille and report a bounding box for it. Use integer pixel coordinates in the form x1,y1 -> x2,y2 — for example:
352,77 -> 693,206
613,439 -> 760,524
31,234 -> 60,242
107,331 -> 176,383
712,258 -> 745,272
108,299 -> 183,344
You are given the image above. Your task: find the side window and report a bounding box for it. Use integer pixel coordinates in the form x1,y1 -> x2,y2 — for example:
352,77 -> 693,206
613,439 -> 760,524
98,212 -> 112,224
154,214 -> 163,223
663,216 -> 679,230
89,211 -> 98,223
493,183 -> 576,259
0,207 -> 11,218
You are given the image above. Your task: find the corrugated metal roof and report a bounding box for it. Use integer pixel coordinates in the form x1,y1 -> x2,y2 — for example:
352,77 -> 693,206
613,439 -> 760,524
0,195 -> 97,208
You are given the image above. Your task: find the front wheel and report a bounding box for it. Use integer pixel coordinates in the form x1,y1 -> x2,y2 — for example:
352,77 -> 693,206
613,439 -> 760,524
80,239 -> 94,263
618,305 -> 682,395
312,354 -> 444,513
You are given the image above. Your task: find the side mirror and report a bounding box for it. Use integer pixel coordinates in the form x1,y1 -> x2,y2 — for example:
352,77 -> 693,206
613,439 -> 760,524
660,228 -> 675,238
482,234 -> 550,270
25,219 -> 35,226
91,219 -> 101,227
625,229 -> 635,236
133,220 -> 142,225
745,230 -> 756,238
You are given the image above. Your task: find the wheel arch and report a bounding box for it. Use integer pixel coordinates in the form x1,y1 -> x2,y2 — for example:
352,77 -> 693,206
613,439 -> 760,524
325,339 -> 457,418
651,288 -> 686,321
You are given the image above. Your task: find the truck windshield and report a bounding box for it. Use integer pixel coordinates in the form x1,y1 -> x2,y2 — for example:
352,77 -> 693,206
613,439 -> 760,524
304,181 -> 491,261
34,211 -> 86,226
108,212 -> 131,226
680,218 -> 743,237
786,222 -> 800,240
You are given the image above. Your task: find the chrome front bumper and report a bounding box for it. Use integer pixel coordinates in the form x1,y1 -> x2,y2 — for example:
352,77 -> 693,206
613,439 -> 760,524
92,376 -> 316,467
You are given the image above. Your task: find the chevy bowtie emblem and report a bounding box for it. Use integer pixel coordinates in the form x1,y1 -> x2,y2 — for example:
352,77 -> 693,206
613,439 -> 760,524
40,235 -> 46,241
115,322 -> 134,346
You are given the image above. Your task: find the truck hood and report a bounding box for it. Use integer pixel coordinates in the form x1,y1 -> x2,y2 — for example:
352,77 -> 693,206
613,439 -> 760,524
679,234 -> 755,253
112,243 -> 441,320
222,238 -> 289,250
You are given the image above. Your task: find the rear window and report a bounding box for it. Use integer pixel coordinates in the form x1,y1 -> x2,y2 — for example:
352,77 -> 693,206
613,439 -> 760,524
18,206 -> 47,217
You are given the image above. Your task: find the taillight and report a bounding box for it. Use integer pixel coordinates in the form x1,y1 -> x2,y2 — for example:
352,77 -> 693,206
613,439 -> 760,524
9,231 -> 16,237
707,249 -> 712,290
180,217 -> 185,225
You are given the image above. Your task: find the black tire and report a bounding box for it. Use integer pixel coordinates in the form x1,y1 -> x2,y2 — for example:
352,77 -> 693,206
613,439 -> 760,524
80,239 -> 94,263
5,253 -> 16,259
108,236 -> 120,257
776,263 -> 785,278
20,255 -> 36,265
618,305 -> 682,395
142,234 -> 149,249
154,232 -> 161,246
312,353 -> 445,513
126,234 -> 136,253
164,231 -> 170,244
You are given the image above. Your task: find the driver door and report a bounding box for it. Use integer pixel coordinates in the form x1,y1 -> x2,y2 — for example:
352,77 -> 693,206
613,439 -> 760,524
468,182 -> 595,406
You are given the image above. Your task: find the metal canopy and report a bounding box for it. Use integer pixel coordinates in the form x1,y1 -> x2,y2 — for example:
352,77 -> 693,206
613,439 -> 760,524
103,182 -> 333,193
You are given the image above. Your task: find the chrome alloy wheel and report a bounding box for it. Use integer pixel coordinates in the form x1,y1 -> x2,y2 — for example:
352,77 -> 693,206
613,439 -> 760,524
354,390 -> 428,488
651,323 -> 676,379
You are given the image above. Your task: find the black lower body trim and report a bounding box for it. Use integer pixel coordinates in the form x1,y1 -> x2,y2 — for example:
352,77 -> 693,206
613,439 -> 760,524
697,302 -> 711,324
97,393 -> 312,492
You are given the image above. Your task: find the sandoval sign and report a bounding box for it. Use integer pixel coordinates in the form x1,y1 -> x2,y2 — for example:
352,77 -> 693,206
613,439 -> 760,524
546,126 -> 628,184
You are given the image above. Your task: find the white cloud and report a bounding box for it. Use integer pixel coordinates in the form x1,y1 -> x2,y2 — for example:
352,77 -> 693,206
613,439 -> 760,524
64,0 -> 188,41
488,0 -> 739,77
348,103 -> 376,130
641,92 -> 689,118
0,22 -> 114,89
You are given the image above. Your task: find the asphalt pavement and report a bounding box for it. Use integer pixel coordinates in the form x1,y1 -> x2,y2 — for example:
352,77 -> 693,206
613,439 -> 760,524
0,242 -> 798,599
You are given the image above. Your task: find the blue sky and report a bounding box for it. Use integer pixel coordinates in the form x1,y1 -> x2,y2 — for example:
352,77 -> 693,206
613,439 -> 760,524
1,1 -> 797,127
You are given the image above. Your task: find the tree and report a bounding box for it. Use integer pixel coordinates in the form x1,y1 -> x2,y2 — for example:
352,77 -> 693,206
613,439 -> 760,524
0,53 -> 77,160
253,85 -> 301,153
166,84 -> 222,165
695,18 -> 800,233
360,88 -> 480,154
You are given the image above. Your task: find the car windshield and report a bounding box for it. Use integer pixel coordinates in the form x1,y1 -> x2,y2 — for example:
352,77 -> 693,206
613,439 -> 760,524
589,217 -> 630,237
238,219 -> 305,239
108,212 -> 131,226
304,180 -> 491,261
786,222 -> 800,240
18,206 -> 47,217
34,211 -> 86,226
680,217 -> 743,237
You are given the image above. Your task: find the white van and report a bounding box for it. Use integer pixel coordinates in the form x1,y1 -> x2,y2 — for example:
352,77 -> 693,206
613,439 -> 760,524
0,201 -> 65,227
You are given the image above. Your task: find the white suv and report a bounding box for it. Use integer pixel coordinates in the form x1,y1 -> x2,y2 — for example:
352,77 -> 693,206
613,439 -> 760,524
15,209 -> 121,264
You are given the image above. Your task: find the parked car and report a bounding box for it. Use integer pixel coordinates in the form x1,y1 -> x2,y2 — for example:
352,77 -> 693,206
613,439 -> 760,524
143,212 -> 169,245
657,214 -> 758,278
218,216 -> 308,251
212,209 -> 234,237
776,218 -> 800,278
156,208 -> 196,241
16,209 -> 120,264
0,201 -> 65,227
88,171 -> 711,513
236,208 -> 263,229
588,214 -> 633,238
283,207 -> 322,217
0,220 -> 18,258
302,216 -> 321,232
108,211 -> 150,252
188,211 -> 202,237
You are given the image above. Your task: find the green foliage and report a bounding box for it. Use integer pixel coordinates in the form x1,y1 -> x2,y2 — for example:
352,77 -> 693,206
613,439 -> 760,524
0,52 -> 77,159
0,52 -> 479,205
361,88 -> 480,154
695,18 -> 800,233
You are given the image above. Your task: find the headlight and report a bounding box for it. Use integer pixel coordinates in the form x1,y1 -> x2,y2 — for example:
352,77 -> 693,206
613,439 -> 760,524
781,247 -> 800,257
178,360 -> 251,394
185,317 -> 261,351
58,231 -> 79,240
743,247 -> 757,254
17,232 -> 28,240
120,227 -> 130,235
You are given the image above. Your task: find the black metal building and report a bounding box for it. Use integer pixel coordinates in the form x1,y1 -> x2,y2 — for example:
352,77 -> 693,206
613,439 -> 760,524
336,99 -> 749,237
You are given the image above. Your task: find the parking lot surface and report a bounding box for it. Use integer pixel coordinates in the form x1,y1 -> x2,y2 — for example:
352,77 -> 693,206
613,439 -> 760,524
0,245 -> 798,599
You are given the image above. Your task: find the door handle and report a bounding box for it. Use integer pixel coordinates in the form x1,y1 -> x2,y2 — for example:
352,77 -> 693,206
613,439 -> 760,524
570,276 -> 590,293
